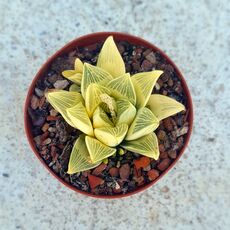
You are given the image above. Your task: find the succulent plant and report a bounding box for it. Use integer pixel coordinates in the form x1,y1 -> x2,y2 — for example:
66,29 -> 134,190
46,36 -> 185,174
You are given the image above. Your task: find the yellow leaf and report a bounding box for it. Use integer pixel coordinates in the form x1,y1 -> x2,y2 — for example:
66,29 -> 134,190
67,135 -> 101,174
125,107 -> 159,141
45,90 -> 83,127
93,107 -> 114,128
74,58 -> 83,73
94,124 -> 128,147
116,99 -> 136,126
121,133 -> 160,160
107,73 -> 136,105
147,94 -> 185,121
131,70 -> 163,108
85,83 -> 110,118
62,70 -> 82,85
97,36 -> 125,77
81,63 -> 113,98
85,136 -> 116,163
67,103 -> 94,136
62,70 -> 77,77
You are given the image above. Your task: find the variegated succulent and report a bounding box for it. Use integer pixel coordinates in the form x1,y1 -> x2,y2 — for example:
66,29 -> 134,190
46,36 -> 185,174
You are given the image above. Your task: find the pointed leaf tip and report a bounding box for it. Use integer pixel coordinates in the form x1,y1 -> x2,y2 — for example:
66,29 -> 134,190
131,70 -> 163,108
97,36 -> 125,77
107,73 -> 136,105
147,94 -> 185,121
85,136 -> 116,163
62,71 -> 82,85
121,133 -> 160,160
74,58 -> 83,73
81,63 -> 112,99
67,135 -> 101,174
125,107 -> 159,141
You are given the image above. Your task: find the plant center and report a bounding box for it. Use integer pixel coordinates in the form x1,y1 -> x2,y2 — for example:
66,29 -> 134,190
99,93 -> 117,123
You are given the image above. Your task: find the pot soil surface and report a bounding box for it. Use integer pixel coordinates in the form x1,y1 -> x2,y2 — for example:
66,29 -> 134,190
28,41 -> 189,195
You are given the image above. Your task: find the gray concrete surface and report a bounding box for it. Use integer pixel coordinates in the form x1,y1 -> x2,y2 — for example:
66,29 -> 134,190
0,0 -> 229,229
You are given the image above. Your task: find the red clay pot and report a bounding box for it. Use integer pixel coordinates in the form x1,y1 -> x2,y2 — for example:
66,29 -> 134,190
24,32 -> 193,199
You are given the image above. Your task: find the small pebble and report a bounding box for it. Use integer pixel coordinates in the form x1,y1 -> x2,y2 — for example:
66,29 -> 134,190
163,117 -> 175,131
167,79 -> 174,87
159,144 -> 165,152
176,126 -> 189,137
147,169 -> 159,181
141,60 -> 153,71
143,165 -> 151,171
50,109 -> 58,116
30,95 -> 39,110
161,73 -> 169,82
134,176 -> 145,186
157,130 -> 167,141
33,135 -> 41,146
145,52 -> 156,64
160,152 -> 168,159
54,80 -> 69,89
42,138 -> 51,146
48,127 -> 56,132
92,163 -> 107,176
34,87 -> 44,97
157,158 -> 171,171
109,167 -> 119,177
119,164 -> 130,180
42,123 -> 49,132
155,82 -> 161,90
143,49 -> 152,57
168,150 -> 177,159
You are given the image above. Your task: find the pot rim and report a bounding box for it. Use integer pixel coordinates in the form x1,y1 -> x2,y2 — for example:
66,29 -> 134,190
24,32 -> 193,199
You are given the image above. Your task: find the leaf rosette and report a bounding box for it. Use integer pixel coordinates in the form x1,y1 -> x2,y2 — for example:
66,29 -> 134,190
46,36 -> 185,174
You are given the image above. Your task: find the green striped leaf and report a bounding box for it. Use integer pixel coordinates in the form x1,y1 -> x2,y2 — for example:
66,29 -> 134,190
93,107 -> 114,128
67,103 -> 94,136
107,73 -> 136,105
85,136 -> 116,163
125,107 -> 159,141
147,94 -> 185,121
45,90 -> 83,127
85,84 -> 110,118
121,133 -> 160,160
94,124 -> 128,147
131,70 -> 163,108
81,63 -> 113,98
97,36 -> 125,78
67,135 -> 101,174
116,99 -> 136,126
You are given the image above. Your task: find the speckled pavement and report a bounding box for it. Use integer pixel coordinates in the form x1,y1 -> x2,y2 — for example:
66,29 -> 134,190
0,0 -> 229,229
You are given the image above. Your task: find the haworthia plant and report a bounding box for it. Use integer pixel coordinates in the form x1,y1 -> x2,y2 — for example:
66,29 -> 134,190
46,36 -> 185,174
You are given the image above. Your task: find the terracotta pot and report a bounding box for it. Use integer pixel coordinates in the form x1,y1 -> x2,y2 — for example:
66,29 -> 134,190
24,32 -> 193,199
